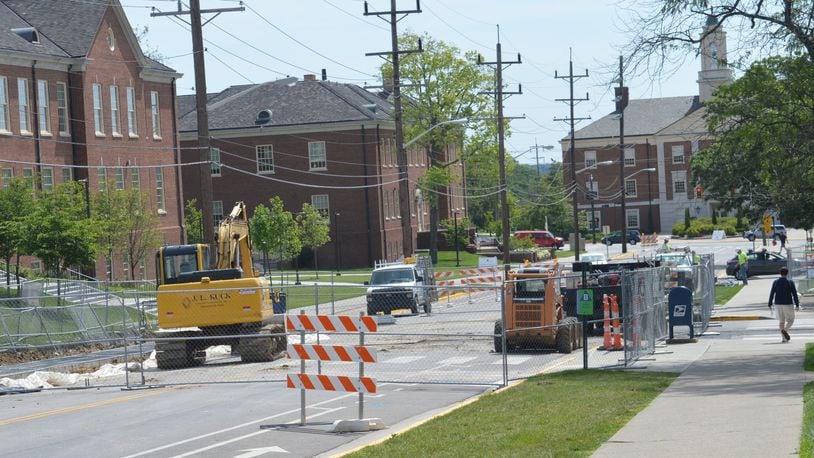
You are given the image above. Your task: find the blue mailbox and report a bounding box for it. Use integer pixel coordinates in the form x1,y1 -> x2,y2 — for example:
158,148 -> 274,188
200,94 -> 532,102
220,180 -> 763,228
668,286 -> 693,339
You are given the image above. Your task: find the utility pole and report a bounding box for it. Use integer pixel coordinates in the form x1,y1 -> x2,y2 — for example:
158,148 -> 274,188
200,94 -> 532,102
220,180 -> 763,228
151,1 -> 244,267
478,27 -> 522,267
554,49 -> 590,261
364,0 -> 422,259
615,56 -> 630,253
532,140 -> 554,177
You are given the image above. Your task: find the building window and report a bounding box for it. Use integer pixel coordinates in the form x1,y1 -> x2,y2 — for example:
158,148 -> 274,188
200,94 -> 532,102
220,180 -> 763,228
672,171 -> 687,195
115,167 -> 124,189
126,86 -> 137,137
37,80 -> 50,135
56,82 -> 68,135
62,167 -> 72,183
624,148 -> 635,167
384,191 -> 391,219
1,169 -> 11,187
131,167 -> 140,189
0,77 -> 8,132
309,141 -> 327,170
584,150 -> 596,169
625,179 -> 637,197
155,167 -> 166,213
311,194 -> 329,216
17,78 -> 29,133
23,168 -> 34,189
626,209 -> 640,229
256,145 -> 274,174
210,148 -> 221,176
109,85 -> 120,135
393,189 -> 400,218
98,167 -> 107,190
92,83 -> 103,134
150,91 -> 161,138
213,200 -> 224,227
672,145 -> 685,164
41,168 -> 53,191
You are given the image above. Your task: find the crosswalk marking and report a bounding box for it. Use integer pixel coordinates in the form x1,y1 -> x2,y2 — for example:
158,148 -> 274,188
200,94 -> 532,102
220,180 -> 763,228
437,356 -> 478,365
492,356 -> 531,365
382,355 -> 425,364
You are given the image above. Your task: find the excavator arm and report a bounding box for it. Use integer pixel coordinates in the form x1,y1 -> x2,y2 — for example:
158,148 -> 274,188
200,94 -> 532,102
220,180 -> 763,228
215,202 -> 256,276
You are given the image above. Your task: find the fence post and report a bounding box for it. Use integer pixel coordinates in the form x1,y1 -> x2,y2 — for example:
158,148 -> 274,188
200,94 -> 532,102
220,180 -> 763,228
358,311 -> 365,420
299,309 -> 306,426
501,264 -> 508,388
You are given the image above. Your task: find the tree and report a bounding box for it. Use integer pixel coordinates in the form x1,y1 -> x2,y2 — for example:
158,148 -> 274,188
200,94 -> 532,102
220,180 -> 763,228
249,204 -> 274,274
249,197 -> 301,275
621,1 -> 814,80
92,183 -> 129,281
297,203 -> 331,275
23,182 -> 98,277
120,190 -> 162,280
382,32 -> 495,262
185,199 -> 203,244
133,25 -> 166,63
692,56 -> 814,228
0,178 -> 34,286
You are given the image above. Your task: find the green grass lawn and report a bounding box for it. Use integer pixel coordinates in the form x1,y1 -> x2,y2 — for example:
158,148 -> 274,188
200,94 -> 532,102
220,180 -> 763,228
350,369 -> 677,457
715,284 -> 743,304
802,343 -> 814,456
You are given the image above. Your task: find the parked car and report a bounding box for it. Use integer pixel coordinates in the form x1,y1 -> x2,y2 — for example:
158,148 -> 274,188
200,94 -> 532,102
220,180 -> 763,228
514,230 -> 564,249
725,250 -> 791,277
601,230 -> 642,246
743,224 -> 786,242
579,253 -> 607,265
475,235 -> 501,248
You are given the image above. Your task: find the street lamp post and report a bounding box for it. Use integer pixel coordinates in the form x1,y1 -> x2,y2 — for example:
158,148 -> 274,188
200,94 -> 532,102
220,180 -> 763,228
533,142 -> 555,177
453,211 -> 460,267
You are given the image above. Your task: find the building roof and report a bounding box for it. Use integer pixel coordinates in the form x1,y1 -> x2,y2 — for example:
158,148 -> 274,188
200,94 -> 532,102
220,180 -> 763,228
0,0 -> 175,73
570,95 -> 701,141
178,78 -> 394,132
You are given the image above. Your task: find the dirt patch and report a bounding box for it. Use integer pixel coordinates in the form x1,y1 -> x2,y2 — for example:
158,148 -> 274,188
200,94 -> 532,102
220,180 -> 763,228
0,343 -> 117,366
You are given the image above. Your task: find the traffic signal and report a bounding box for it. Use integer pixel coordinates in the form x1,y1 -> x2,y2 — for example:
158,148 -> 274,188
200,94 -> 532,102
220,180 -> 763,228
695,186 -> 702,198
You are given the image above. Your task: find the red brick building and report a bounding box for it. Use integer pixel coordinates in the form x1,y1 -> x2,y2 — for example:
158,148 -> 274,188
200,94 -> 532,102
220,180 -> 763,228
178,76 -> 465,269
0,0 -> 183,279
561,18 -> 732,234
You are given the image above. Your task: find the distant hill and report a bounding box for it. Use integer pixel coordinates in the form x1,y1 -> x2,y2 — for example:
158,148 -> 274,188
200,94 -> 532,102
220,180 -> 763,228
517,163 -> 554,174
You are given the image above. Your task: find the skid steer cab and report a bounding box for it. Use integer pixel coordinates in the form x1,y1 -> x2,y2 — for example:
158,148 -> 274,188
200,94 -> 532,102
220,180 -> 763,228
494,266 -> 582,354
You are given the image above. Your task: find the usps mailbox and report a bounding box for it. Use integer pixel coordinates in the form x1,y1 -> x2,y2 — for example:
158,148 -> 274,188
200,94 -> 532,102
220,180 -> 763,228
668,286 -> 693,339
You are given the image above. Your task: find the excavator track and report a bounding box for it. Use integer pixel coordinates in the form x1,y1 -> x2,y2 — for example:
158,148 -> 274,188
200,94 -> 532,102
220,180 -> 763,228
155,332 -> 207,369
238,323 -> 287,363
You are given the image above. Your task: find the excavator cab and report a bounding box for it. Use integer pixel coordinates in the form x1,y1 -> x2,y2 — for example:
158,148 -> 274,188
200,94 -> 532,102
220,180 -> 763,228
156,244 -> 210,286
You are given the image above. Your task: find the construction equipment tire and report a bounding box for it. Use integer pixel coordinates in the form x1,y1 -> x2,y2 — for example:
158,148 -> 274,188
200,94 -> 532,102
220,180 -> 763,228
556,319 -> 573,354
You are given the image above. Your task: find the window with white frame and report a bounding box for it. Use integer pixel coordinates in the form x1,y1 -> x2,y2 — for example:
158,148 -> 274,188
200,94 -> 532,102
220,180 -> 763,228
672,170 -> 687,195
1,169 -> 11,187
126,86 -> 137,136
584,150 -> 596,169
92,83 -> 103,134
18,78 -> 29,133
625,179 -> 637,197
150,91 -> 161,138
384,190 -> 391,219
393,189 -> 400,218
308,141 -> 327,170
131,167 -> 140,189
62,167 -> 71,183
311,194 -> 329,216
115,167 -> 124,189
22,168 -> 33,189
56,82 -> 68,135
41,168 -> 53,191
98,167 -> 107,190
0,77 -> 8,132
626,209 -> 640,229
672,145 -> 685,164
256,145 -> 274,174
109,85 -> 120,135
213,200 -> 224,227
210,148 -> 221,176
37,80 -> 50,134
155,167 -> 166,212
624,148 -> 635,167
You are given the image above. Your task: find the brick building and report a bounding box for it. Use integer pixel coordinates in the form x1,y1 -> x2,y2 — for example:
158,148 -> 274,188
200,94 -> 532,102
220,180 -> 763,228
178,75 -> 465,269
561,17 -> 733,234
0,0 -> 184,279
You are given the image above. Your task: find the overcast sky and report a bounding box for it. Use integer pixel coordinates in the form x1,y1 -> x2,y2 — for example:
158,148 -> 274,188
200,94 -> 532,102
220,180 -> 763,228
121,0 -> 710,165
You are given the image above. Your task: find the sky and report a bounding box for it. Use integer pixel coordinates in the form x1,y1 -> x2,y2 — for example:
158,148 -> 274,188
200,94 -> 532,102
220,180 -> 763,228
121,0 -> 707,166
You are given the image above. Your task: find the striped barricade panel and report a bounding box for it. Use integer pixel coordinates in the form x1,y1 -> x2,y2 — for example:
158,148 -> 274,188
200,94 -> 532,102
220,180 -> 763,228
287,344 -> 377,363
434,270 -> 454,279
286,314 -> 378,333
286,373 -> 377,394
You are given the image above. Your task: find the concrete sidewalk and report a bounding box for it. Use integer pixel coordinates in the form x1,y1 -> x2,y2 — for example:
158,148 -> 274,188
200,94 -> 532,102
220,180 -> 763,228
593,276 -> 812,457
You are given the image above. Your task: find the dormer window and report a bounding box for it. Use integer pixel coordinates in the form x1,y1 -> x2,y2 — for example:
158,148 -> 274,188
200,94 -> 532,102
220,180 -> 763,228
255,109 -> 272,125
12,27 -> 39,44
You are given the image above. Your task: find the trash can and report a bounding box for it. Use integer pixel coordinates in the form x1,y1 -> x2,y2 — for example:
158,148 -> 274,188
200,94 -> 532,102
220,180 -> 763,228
271,290 -> 287,314
668,286 -> 693,339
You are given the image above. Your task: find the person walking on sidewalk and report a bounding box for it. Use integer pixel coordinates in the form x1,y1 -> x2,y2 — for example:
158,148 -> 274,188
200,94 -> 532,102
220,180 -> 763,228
768,267 -> 800,342
737,249 -> 748,285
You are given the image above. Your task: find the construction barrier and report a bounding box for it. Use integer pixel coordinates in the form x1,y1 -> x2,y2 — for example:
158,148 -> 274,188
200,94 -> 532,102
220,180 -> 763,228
286,311 -> 380,427
599,293 -> 623,351
641,233 -> 658,246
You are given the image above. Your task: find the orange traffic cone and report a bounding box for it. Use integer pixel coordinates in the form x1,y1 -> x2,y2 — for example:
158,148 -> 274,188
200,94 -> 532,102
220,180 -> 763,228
611,294 -> 623,350
600,294 -> 611,350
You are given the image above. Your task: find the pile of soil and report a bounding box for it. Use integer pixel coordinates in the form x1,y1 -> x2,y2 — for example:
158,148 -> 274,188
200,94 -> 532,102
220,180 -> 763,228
0,343 -> 116,366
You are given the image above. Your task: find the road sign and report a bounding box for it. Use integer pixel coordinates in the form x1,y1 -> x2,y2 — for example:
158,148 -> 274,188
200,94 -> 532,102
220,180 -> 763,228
577,288 -> 594,315
763,215 -> 772,233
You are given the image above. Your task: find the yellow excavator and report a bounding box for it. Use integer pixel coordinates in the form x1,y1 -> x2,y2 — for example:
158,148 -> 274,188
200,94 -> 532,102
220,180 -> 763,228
153,202 -> 286,369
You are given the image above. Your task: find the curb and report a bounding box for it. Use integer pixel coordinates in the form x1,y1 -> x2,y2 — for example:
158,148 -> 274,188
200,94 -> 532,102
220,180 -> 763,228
712,315 -> 767,321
